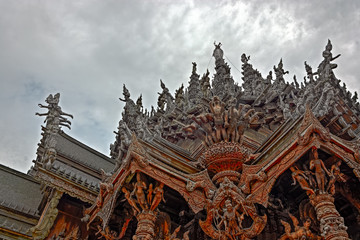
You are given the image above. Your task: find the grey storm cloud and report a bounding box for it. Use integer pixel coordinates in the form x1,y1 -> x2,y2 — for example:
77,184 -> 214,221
0,0 -> 359,172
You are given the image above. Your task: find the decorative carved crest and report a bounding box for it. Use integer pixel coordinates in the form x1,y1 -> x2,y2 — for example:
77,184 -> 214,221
297,105 -> 331,146
199,177 -> 267,240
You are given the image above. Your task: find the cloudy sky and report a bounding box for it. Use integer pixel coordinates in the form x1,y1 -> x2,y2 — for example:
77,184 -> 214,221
0,0 -> 359,173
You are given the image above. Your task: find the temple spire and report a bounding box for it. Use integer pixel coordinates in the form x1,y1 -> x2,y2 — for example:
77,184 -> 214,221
188,62 -> 201,105
211,42 -> 235,99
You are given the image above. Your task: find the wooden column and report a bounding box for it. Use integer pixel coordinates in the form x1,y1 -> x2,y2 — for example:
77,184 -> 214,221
133,210 -> 157,240
310,194 -> 349,240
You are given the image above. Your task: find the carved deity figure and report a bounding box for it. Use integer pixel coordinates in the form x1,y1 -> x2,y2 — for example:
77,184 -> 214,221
122,187 -> 140,214
279,95 -> 292,120
317,39 -> 341,80
158,79 -> 174,112
114,120 -> 132,170
225,98 -> 241,142
209,96 -> 227,142
327,160 -> 346,194
36,93 -> 73,133
132,173 -> 148,210
273,59 -> 289,84
280,213 -> 322,240
218,199 -> 244,237
175,84 -> 185,109
199,178 -> 267,240
136,95 -> 143,114
120,84 -> 138,130
192,62 -> 197,74
290,166 -> 315,195
200,69 -> 211,99
310,148 -> 330,194
189,113 -> 215,146
150,182 -> 165,211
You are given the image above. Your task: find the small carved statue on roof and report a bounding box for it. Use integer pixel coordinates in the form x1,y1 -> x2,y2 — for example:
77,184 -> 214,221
304,61 -> 315,83
136,94 -> 143,114
280,213 -> 322,240
213,42 -> 223,60
265,71 -> 273,84
200,69 -> 211,99
175,84 -> 185,109
209,96 -> 227,142
120,84 -> 138,131
114,120 -> 132,170
225,97 -> 241,142
36,93 -> 73,132
279,95 -> 292,120
317,39 -> 341,80
273,59 -> 289,84
192,62 -> 197,74
237,104 -> 255,138
119,84 -> 131,102
186,113 -> 215,146
158,80 -> 174,112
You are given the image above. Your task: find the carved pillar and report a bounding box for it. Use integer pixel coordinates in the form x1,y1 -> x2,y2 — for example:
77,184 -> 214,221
310,193 -> 349,240
29,190 -> 63,240
133,210 -> 157,240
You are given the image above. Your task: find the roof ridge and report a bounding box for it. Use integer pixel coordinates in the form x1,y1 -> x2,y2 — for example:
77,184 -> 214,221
0,164 -> 40,184
59,131 -> 114,164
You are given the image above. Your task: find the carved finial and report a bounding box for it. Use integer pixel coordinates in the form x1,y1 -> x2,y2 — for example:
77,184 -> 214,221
120,84 -> 130,102
326,39 -> 332,51
160,79 -> 165,90
214,41 -> 222,48
241,53 -> 250,64
192,62 -> 197,74
136,94 -> 143,113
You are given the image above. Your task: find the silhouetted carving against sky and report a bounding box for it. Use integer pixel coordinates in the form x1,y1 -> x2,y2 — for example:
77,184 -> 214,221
0,0 -> 359,172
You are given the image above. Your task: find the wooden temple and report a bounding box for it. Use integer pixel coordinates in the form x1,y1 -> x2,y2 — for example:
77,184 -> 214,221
2,40 -> 360,239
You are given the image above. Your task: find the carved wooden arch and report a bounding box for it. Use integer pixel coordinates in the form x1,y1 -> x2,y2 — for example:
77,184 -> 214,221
247,106 -> 360,207
86,134 -> 214,230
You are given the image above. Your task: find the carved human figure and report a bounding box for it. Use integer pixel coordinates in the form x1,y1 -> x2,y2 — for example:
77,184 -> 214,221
225,98 -> 246,142
236,105 -> 255,142
290,166 -> 315,195
147,183 -> 153,205
132,173 -> 148,210
150,182 -> 165,211
279,95 -> 292,120
190,114 -> 215,146
200,69 -> 211,98
29,192 -> 62,240
218,199 -> 243,237
114,120 -> 132,170
326,160 -> 346,194
175,84 -> 185,109
280,215 -> 321,240
310,148 -> 330,194
122,187 -> 140,214
209,96 -> 227,142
